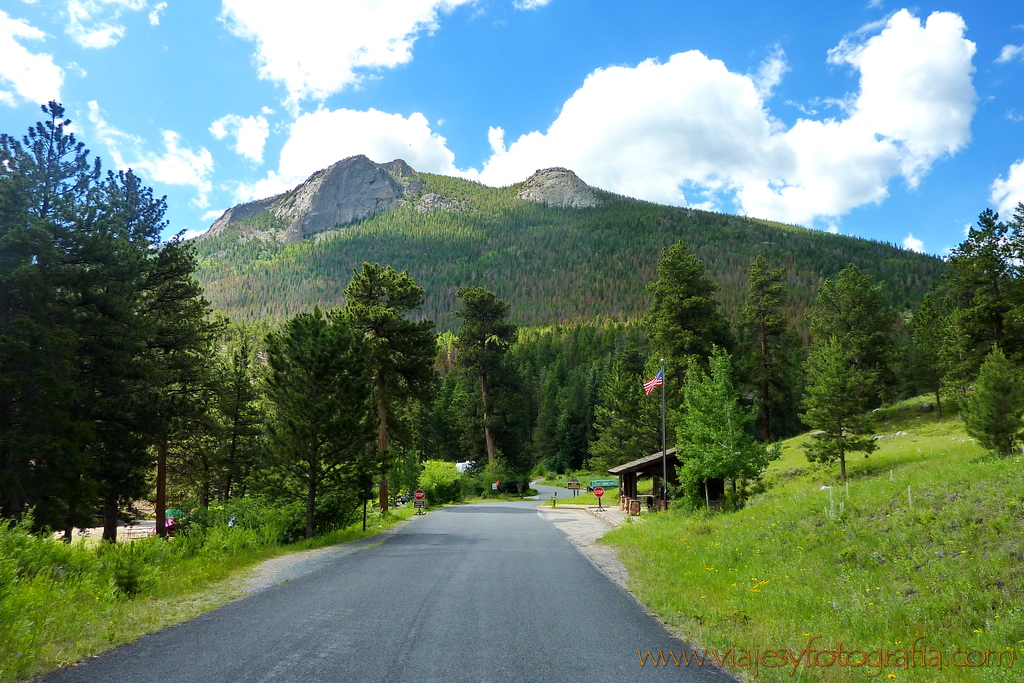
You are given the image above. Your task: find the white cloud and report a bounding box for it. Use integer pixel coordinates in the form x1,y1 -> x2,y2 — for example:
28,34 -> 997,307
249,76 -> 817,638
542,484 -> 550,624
752,45 -> 789,99
903,233 -> 924,252
210,113 -> 270,163
235,106 -> 468,201
827,225 -> 840,234
996,44 -> 1024,64
88,100 -> 215,207
0,10 -> 63,105
514,0 -> 552,9
202,209 -> 223,222
220,0 -> 476,110
991,159 -> 1024,216
477,9 -> 976,227
66,0 -> 149,49
149,2 -> 166,26
180,228 -> 207,240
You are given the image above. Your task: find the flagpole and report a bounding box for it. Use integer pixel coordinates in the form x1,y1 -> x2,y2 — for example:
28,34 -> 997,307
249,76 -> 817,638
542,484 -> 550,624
661,358 -> 667,509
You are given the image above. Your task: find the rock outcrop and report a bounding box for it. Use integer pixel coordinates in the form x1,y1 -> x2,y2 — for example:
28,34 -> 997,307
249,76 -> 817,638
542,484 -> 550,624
203,155 -> 424,243
202,157 -> 599,245
516,167 -> 599,208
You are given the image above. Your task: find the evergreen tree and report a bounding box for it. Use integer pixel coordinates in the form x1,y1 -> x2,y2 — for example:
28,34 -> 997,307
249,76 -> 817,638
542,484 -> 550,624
945,207 -> 1024,374
962,346 -> 1024,457
800,336 -> 876,482
809,264 -> 895,404
343,263 -> 436,509
741,256 -> 789,441
262,308 -> 374,539
642,241 -> 732,390
453,287 -> 516,468
589,354 -> 660,471
909,292 -> 950,416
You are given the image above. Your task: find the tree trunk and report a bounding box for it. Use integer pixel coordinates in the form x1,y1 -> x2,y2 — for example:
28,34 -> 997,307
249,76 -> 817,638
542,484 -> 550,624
306,469 -> 316,540
481,372 -> 496,466
839,445 -> 847,482
935,387 -> 943,419
102,496 -> 118,543
376,372 -> 389,511
156,440 -> 167,538
761,314 -> 771,442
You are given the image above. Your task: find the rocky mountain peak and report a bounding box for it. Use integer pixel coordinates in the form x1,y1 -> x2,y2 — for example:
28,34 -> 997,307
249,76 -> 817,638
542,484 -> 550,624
516,167 -> 599,208
204,155 -> 423,243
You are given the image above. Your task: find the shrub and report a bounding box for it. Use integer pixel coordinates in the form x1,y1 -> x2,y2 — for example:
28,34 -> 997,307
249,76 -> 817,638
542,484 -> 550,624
420,460 -> 462,504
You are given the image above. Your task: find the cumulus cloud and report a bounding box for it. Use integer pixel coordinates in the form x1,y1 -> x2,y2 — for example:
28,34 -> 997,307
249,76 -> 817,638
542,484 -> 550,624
991,159 -> 1024,216
219,0 -> 475,110
478,9 -> 976,227
66,0 -> 149,49
903,233 -> 924,252
234,106 -> 467,201
0,10 -> 63,105
88,100 -> 215,207
210,113 -> 270,164
996,44 -> 1024,64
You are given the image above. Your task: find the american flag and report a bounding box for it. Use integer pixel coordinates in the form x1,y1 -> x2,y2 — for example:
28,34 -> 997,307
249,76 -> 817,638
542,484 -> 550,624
643,369 -> 664,395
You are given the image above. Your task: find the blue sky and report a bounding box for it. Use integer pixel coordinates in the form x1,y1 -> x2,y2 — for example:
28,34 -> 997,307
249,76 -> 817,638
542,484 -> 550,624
1,0 -> 1023,256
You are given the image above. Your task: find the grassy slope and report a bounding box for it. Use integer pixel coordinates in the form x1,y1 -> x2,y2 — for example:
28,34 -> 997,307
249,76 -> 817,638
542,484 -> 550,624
604,397 -> 1022,681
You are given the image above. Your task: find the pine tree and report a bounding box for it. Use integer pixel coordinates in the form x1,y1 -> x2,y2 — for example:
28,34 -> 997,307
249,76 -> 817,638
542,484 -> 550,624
343,263 -> 436,510
453,287 -> 516,469
262,308 -> 374,539
741,256 -> 789,441
962,346 -> 1024,457
642,241 -> 732,390
800,336 -> 876,482
589,354 -> 660,471
809,264 -> 895,404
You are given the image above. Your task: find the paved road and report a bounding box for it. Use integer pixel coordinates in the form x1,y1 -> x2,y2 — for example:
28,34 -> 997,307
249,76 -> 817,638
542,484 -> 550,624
40,499 -> 734,683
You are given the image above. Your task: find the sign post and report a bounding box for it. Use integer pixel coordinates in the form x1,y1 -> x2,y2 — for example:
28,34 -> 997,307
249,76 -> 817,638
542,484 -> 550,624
594,486 -> 605,510
413,489 -> 426,515
567,477 -> 580,497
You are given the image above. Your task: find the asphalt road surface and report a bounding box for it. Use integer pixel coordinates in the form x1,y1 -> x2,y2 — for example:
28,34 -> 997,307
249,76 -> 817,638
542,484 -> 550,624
40,499 -> 735,683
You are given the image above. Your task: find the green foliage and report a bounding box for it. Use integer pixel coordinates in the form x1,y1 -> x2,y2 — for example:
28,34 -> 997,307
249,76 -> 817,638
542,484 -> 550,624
801,337 -> 877,481
343,263 -> 437,508
740,256 -> 800,441
191,173 -> 945,333
261,308 -> 374,538
642,241 -> 733,390
0,103 -> 217,538
589,353 -> 661,471
674,349 -> 778,508
809,264 -> 896,404
962,346 -> 1024,457
418,459 -> 462,504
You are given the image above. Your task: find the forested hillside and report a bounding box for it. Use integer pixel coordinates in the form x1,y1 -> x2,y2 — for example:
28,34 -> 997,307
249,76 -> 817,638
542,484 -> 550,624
193,173 -> 944,332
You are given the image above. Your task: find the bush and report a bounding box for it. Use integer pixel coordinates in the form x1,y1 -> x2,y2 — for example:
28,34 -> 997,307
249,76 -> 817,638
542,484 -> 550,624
420,460 -> 463,504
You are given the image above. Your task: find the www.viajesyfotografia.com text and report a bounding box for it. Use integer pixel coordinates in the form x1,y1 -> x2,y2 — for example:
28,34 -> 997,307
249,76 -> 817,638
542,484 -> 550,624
637,635 -> 1015,677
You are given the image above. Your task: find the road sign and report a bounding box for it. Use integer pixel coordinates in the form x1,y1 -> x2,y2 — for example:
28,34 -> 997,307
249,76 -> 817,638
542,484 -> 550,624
594,487 -> 605,498
414,489 -> 425,500
566,481 -> 581,490
414,499 -> 425,508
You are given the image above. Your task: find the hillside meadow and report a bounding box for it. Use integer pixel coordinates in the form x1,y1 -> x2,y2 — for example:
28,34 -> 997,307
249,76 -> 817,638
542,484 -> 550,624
604,396 -> 1022,682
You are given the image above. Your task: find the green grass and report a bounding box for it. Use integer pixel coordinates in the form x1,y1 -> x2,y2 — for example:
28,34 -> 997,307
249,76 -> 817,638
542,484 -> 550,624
604,398 -> 1023,682
0,507 -> 416,682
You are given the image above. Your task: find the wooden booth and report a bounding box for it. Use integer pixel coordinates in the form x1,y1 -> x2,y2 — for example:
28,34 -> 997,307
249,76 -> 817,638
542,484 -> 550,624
608,448 -> 680,514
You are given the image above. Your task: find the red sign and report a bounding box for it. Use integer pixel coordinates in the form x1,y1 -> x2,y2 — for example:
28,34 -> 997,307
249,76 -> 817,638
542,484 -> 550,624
414,489 -> 425,500
594,487 -> 605,498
